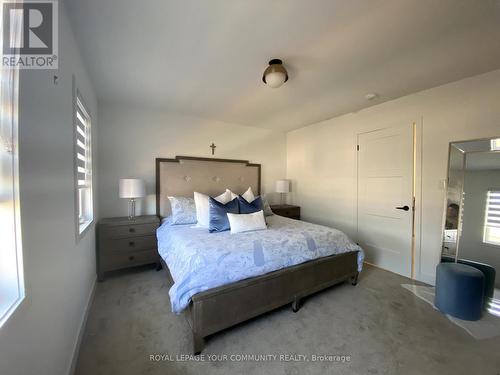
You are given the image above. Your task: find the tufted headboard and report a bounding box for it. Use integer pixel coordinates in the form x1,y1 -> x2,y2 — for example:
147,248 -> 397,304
156,156 -> 261,218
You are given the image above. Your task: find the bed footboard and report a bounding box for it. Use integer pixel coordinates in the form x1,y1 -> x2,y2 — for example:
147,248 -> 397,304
161,251 -> 359,354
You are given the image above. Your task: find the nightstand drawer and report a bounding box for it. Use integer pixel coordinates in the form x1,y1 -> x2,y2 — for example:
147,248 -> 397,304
97,216 -> 160,281
101,249 -> 158,271
270,205 -> 301,220
101,223 -> 158,239
280,209 -> 299,219
103,235 -> 157,252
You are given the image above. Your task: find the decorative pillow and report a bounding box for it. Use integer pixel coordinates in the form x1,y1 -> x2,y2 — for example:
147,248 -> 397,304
262,197 -> 274,216
227,187 -> 255,202
241,187 -> 255,202
238,195 -> 263,214
227,189 -> 238,200
216,190 -> 233,204
208,197 -> 239,232
194,191 -> 231,228
227,210 -> 267,234
167,196 -> 197,225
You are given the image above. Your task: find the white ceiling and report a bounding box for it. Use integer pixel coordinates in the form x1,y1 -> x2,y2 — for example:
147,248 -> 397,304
65,0 -> 500,131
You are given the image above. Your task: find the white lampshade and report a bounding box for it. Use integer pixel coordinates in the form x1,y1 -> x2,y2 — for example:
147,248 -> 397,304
119,179 -> 145,199
276,179 -> 290,193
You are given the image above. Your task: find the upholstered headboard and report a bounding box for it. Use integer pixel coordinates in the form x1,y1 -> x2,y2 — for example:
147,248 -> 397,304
156,156 -> 261,217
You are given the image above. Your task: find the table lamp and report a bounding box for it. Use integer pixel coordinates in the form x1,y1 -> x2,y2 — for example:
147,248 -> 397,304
119,179 -> 145,220
276,179 -> 290,205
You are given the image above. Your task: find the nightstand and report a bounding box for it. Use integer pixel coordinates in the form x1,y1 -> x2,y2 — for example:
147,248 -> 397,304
96,215 -> 160,281
270,204 -> 301,220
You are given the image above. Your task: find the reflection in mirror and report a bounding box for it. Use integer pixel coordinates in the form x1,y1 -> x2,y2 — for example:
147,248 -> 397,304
442,137 -> 500,316
442,145 -> 465,258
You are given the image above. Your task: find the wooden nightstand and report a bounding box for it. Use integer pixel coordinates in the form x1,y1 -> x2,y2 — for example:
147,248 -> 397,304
270,204 -> 301,220
96,215 -> 160,281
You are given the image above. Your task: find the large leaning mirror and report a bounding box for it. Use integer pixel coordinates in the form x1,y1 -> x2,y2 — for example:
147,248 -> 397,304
442,137 -> 500,296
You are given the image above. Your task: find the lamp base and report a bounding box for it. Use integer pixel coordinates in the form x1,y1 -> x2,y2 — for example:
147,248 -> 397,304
280,193 -> 286,205
128,199 -> 136,220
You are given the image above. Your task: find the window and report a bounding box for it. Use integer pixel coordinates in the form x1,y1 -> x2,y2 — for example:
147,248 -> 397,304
0,2 -> 24,327
491,138 -> 500,151
74,93 -> 93,236
484,190 -> 500,246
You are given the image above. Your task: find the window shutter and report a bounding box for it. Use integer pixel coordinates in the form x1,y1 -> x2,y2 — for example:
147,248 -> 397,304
74,94 -> 93,235
76,99 -> 90,188
484,191 -> 500,245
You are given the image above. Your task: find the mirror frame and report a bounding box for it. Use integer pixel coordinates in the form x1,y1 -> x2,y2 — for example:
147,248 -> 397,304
441,135 -> 500,262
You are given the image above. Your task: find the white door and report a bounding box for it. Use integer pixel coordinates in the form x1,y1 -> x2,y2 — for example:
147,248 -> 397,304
357,124 -> 414,278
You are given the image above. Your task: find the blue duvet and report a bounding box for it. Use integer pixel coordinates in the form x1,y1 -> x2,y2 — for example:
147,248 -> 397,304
157,215 -> 364,313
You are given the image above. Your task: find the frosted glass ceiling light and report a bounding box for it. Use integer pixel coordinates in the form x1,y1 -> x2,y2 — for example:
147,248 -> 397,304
262,59 -> 288,88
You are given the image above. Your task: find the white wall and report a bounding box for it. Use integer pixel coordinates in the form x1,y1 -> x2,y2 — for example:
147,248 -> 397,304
0,5 -> 98,375
460,169 -> 500,287
98,104 -> 287,218
287,69 -> 500,284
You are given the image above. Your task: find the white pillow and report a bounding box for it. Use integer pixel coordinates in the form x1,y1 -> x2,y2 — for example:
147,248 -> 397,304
216,190 -> 232,204
227,189 -> 238,200
227,210 -> 267,234
194,191 -> 231,228
242,187 -> 255,202
226,187 -> 255,202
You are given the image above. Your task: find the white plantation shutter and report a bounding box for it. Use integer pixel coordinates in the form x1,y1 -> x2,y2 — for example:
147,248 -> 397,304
76,100 -> 90,187
491,139 -> 500,151
75,95 -> 93,234
484,191 -> 500,246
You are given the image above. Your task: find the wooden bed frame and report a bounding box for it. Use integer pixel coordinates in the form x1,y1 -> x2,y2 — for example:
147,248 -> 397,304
156,156 -> 359,354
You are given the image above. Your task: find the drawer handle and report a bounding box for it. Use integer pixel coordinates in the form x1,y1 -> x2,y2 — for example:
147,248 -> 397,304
128,255 -> 135,261
129,228 -> 135,233
129,241 -> 135,247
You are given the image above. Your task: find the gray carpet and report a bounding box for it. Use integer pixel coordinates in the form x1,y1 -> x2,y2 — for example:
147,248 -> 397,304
401,284 -> 500,340
75,265 -> 500,375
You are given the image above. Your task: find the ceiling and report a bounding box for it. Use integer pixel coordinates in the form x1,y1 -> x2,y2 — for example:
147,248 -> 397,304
65,0 -> 500,131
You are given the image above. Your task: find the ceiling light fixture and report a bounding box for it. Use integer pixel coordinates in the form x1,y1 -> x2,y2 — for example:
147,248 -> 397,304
262,59 -> 288,88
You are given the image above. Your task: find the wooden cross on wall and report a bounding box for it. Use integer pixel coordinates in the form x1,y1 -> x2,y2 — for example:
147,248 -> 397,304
210,142 -> 216,155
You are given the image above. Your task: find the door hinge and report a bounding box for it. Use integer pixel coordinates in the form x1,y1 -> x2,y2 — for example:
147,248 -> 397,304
357,145 -> 359,151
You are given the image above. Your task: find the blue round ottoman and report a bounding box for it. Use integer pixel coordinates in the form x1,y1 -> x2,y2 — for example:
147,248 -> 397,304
435,263 -> 485,321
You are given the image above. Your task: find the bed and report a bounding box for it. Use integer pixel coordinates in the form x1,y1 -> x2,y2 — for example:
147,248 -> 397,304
156,156 -> 364,353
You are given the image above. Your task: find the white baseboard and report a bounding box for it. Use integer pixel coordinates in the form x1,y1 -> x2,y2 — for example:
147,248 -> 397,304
67,277 -> 97,375
363,261 -> 416,281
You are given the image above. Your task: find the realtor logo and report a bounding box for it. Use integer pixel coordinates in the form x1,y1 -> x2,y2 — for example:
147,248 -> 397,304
2,0 -> 58,69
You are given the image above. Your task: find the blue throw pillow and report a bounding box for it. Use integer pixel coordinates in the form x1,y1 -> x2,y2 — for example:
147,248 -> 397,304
208,197 -> 239,232
238,195 -> 263,214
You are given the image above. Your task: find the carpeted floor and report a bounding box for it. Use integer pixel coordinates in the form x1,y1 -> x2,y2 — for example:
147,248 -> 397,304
401,284 -> 500,340
75,264 -> 500,375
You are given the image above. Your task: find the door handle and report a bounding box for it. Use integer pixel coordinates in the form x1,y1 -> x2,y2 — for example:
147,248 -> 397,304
396,205 -> 410,211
